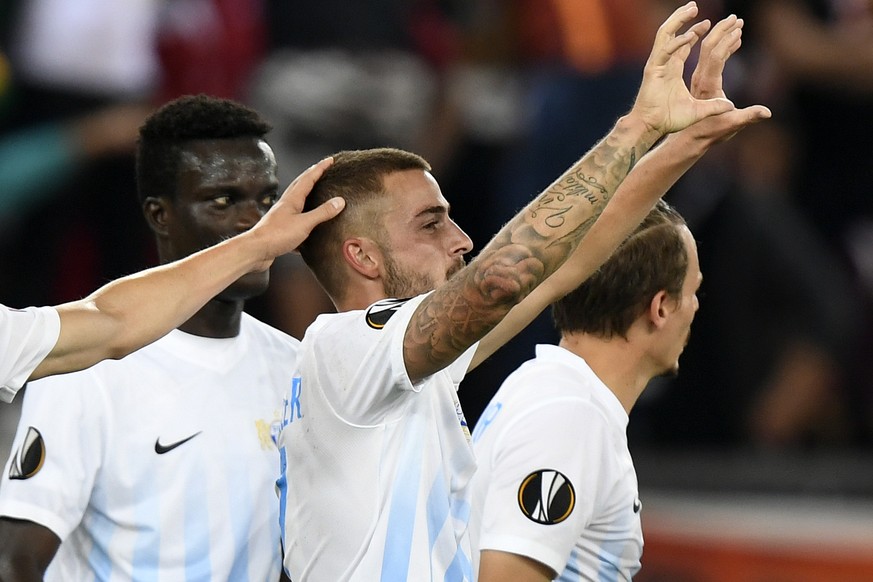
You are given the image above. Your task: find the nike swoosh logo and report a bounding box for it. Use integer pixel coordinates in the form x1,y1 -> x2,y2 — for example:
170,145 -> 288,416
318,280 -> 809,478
155,431 -> 202,454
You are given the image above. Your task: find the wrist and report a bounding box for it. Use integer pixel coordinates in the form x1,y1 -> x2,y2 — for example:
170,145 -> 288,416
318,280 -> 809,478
231,228 -> 272,272
615,113 -> 665,156
661,129 -> 710,160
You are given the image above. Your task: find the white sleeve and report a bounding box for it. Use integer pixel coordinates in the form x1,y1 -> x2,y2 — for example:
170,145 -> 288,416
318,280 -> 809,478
0,305 -> 61,402
477,396 -> 610,575
0,369 -> 106,540
315,294 -> 477,424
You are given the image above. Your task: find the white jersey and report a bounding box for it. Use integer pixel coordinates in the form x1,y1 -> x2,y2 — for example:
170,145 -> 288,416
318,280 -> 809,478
0,305 -> 60,403
470,344 -> 642,582
278,294 -> 478,581
0,313 -> 296,582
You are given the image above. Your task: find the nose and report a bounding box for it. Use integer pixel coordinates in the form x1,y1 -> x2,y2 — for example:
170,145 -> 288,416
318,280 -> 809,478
236,200 -> 266,232
450,220 -> 474,257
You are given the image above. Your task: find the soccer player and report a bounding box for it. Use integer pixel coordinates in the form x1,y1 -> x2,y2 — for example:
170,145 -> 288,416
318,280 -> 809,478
0,138 -> 342,403
467,15 -> 747,581
0,94 -> 320,579
277,5 -> 769,580
470,201 -> 696,581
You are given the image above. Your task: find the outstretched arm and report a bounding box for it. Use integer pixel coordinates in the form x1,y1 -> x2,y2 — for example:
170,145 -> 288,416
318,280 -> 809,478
403,1 -> 736,382
31,159 -> 344,380
471,14 -> 771,369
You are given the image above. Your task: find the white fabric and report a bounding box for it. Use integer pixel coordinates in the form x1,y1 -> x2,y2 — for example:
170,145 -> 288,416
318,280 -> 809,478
278,294 -> 478,581
0,305 -> 60,403
0,314 -> 295,581
470,344 -> 642,582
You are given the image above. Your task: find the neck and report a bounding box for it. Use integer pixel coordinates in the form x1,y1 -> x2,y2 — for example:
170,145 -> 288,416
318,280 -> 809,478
335,280 -> 392,312
558,331 -> 653,415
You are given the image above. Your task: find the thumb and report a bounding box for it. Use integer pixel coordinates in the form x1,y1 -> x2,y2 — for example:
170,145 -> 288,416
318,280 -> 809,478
743,104 -> 773,122
698,96 -> 735,119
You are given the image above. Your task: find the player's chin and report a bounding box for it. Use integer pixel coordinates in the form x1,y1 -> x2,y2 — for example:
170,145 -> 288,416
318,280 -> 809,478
222,271 -> 271,301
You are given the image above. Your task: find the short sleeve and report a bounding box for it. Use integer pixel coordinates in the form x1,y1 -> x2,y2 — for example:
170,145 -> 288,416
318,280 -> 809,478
0,370 -> 106,540
0,306 -> 60,402
477,396 -> 610,574
312,293 -> 479,424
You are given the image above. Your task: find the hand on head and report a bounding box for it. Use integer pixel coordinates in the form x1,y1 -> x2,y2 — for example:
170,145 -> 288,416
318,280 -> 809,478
249,157 -> 345,270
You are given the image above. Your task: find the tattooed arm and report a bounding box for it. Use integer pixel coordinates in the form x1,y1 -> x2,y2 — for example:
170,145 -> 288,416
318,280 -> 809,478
402,1 -> 735,383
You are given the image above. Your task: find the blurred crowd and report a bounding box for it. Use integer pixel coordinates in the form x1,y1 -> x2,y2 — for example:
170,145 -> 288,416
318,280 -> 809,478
1,0 -> 873,452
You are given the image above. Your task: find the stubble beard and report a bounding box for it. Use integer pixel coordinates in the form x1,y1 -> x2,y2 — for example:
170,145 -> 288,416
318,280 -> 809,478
382,255 -> 466,299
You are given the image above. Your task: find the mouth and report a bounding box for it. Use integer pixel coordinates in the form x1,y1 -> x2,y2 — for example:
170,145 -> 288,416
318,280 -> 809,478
446,258 -> 467,279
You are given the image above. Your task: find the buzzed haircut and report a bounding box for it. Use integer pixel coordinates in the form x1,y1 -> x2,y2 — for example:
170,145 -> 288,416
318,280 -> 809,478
299,147 -> 431,302
136,94 -> 272,203
552,199 -> 689,339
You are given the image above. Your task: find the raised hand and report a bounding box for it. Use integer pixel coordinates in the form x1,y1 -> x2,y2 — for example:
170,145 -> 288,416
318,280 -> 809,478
691,14 -> 744,100
631,2 -> 735,136
684,14 -> 772,144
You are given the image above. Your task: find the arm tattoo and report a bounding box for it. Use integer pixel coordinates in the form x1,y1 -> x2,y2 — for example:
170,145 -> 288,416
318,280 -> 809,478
404,128 -> 653,380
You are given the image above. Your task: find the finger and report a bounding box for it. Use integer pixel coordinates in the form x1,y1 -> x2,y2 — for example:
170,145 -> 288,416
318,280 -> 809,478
739,104 -> 773,121
697,96 -> 735,120
664,20 -> 711,58
659,2 -> 699,38
279,157 -> 335,210
720,104 -> 774,140
649,2 -> 700,65
702,14 -> 740,53
288,156 -> 334,191
716,103 -> 772,130
718,104 -> 773,127
711,24 -> 743,61
300,197 -> 345,231
692,21 -> 743,98
694,28 -> 741,89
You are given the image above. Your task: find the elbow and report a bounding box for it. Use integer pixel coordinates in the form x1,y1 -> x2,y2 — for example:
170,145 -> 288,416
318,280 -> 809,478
104,336 -> 145,361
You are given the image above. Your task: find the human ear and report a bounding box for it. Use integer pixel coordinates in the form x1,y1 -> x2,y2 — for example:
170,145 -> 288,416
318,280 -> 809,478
342,237 -> 381,280
143,197 -> 171,237
648,290 -> 672,330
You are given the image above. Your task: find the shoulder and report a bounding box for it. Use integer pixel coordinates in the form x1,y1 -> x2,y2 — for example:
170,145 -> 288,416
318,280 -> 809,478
306,296 -> 424,342
477,355 -> 605,440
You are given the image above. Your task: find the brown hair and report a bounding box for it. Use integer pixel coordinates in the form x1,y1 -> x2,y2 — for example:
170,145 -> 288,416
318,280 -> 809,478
552,199 -> 689,339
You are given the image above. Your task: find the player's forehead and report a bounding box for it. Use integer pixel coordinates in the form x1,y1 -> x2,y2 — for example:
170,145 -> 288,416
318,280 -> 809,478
177,138 -> 278,190
678,225 -> 702,286
381,169 -> 450,220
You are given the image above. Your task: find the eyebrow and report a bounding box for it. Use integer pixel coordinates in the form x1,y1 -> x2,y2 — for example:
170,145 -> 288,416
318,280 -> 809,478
414,205 -> 449,220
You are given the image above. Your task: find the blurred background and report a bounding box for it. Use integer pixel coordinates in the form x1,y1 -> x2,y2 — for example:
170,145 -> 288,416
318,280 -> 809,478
2,0 -> 873,578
